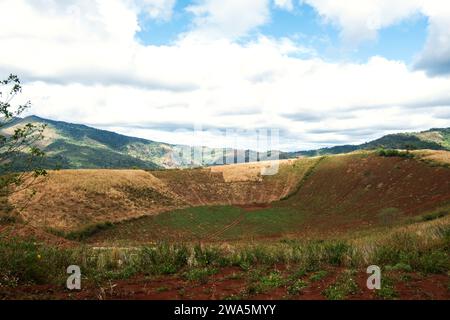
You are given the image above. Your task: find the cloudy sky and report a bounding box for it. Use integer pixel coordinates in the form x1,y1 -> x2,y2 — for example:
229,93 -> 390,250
1,0 -> 450,151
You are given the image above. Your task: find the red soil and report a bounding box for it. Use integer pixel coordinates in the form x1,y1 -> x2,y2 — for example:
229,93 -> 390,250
1,267 -> 448,300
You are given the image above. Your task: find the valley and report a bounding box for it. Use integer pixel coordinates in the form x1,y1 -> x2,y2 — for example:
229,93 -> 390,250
1,150 -> 449,300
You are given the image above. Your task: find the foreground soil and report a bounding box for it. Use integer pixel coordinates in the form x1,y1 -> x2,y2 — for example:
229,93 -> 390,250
1,267 -> 448,300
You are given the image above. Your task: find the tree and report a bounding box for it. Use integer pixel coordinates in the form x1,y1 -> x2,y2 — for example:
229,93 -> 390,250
0,74 -> 47,218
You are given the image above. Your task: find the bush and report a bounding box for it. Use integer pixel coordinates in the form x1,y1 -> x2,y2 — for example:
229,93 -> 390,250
377,149 -> 414,159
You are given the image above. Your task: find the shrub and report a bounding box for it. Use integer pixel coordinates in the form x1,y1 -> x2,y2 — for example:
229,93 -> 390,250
377,149 -> 414,159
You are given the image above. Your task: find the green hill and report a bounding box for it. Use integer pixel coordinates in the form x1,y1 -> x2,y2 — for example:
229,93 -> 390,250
292,128 -> 450,157
1,116 -> 279,170
2,115 -> 449,170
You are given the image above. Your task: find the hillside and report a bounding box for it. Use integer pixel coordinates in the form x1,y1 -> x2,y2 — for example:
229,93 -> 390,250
293,128 -> 450,157
1,116 -> 279,170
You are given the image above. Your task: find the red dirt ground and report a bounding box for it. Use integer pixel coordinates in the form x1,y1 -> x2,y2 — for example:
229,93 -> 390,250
1,267 -> 448,300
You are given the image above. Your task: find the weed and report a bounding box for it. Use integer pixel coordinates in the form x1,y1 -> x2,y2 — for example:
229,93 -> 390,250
323,270 -> 358,300
310,270 -> 328,282
245,270 -> 285,295
417,250 -> 449,274
259,271 -> 285,289
375,277 -> 398,300
183,267 -> 218,284
155,286 -> 169,293
287,279 -> 308,295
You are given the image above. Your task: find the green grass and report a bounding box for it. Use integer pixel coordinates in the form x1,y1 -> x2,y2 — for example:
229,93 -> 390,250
87,205 -> 310,242
0,221 -> 448,289
310,270 -> 328,282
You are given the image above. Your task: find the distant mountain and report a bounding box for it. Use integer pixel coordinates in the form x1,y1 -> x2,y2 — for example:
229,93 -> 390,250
291,128 -> 450,157
2,115 -> 449,170
1,116 -> 281,170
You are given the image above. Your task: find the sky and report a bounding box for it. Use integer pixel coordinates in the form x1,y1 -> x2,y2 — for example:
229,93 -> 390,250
1,0 -> 450,151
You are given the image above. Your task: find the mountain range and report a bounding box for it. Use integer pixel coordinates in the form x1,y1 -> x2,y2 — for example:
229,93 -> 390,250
1,115 -> 450,170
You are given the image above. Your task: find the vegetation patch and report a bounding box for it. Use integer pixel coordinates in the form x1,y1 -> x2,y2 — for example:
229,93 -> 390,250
377,149 -> 415,159
322,270 -> 359,300
183,267 -> 218,284
287,279 -> 308,295
310,270 -> 328,282
375,277 -> 399,300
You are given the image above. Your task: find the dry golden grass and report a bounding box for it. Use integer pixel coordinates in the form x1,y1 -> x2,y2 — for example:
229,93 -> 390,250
413,149 -> 450,165
210,159 -> 298,182
349,214 -> 450,263
9,169 -> 185,231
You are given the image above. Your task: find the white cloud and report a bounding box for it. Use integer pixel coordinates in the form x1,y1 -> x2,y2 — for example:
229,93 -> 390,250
274,0 -> 294,11
303,0 -> 450,75
1,0 -> 450,151
414,1 -> 450,75
185,0 -> 271,40
302,0 -> 422,44
137,0 -> 176,21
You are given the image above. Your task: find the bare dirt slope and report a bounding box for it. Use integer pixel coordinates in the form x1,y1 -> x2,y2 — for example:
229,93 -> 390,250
282,153 -> 450,230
